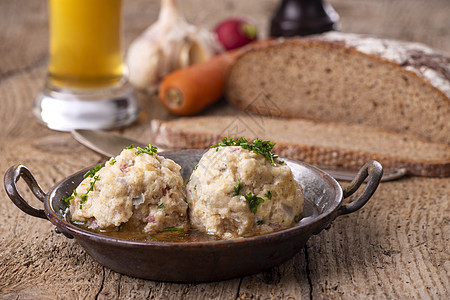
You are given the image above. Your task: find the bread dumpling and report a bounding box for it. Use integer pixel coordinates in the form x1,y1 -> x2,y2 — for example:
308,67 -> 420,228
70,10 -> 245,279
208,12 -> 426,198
186,139 -> 303,240
68,145 -> 188,234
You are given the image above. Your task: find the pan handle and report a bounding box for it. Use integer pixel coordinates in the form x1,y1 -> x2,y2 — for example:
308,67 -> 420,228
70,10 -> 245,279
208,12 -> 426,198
4,164 -> 48,220
337,160 -> 383,216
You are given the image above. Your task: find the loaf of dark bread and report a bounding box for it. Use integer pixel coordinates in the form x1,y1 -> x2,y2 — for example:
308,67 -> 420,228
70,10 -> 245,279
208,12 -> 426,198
225,32 -> 450,145
151,116 -> 450,177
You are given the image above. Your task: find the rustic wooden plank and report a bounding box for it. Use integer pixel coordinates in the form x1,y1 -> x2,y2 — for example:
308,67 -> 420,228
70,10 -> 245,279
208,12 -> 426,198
0,0 -> 48,78
237,250 -> 311,299
0,67 -> 47,141
96,270 -> 241,299
306,178 -> 449,299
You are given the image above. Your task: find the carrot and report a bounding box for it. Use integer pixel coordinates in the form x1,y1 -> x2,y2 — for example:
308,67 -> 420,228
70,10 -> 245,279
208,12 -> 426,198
158,39 -> 274,115
158,49 -> 241,116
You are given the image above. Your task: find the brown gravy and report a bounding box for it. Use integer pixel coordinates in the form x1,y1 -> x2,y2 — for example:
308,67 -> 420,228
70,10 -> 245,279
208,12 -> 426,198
95,227 -> 219,243
68,199 -> 318,243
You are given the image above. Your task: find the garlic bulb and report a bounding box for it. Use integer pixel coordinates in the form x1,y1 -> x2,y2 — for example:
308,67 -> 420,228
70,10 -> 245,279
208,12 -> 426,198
126,0 -> 222,89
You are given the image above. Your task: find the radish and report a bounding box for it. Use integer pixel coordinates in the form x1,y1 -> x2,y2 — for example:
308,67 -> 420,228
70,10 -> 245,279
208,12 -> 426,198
214,18 -> 258,50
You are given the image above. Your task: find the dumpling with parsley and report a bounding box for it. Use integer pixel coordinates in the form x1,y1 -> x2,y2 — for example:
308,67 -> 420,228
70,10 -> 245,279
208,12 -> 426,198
67,145 -> 188,234
186,138 -> 304,240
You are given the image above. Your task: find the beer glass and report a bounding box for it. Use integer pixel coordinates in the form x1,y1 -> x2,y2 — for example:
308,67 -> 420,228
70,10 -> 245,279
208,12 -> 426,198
34,0 -> 140,131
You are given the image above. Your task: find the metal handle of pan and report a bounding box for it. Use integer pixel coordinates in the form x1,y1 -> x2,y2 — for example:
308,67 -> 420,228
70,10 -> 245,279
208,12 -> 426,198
4,164 -> 48,220
337,160 -> 383,216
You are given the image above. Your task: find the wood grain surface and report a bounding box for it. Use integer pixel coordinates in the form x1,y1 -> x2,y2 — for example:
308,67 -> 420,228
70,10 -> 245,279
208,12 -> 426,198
1,0 -> 449,299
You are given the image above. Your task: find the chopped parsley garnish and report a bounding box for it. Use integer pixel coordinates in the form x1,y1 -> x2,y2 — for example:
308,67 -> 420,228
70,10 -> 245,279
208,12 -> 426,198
135,144 -> 158,156
80,194 -> 88,209
65,165 -> 103,209
88,175 -> 100,192
107,158 -> 116,166
211,137 -> 282,165
77,165 -> 103,209
233,179 -> 243,196
265,191 -> 272,200
211,137 -> 239,147
249,139 -> 279,165
63,188 -> 78,204
126,144 -> 134,149
244,192 -> 264,214
62,195 -> 74,204
157,203 -> 165,209
194,185 -> 197,191
163,227 -> 185,235
80,194 -> 87,202
83,164 -> 102,179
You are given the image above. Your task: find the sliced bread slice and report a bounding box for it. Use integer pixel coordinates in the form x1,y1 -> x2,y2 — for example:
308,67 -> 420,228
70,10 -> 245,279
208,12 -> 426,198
225,32 -> 450,145
151,116 -> 450,177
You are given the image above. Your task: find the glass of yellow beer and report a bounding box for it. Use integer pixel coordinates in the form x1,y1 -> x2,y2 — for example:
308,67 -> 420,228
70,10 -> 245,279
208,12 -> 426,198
34,0 -> 140,131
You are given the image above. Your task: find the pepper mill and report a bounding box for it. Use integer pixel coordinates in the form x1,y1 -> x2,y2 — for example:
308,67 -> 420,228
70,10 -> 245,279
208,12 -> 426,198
270,0 -> 339,37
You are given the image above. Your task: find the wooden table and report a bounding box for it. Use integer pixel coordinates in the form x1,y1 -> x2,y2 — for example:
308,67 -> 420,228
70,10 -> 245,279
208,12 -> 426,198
1,0 -> 449,298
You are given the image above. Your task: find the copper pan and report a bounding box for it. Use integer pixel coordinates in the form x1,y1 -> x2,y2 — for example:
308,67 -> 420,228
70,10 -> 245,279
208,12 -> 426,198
4,149 -> 382,282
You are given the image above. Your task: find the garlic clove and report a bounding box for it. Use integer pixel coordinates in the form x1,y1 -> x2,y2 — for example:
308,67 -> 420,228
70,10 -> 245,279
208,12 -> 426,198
126,0 -> 223,90
127,38 -> 162,89
178,39 -> 216,69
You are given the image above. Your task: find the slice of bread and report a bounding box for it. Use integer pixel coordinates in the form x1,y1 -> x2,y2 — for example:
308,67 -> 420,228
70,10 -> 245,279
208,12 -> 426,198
225,32 -> 450,145
151,116 -> 450,177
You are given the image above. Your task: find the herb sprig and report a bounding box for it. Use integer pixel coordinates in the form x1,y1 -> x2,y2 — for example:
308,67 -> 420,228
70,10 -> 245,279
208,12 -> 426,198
79,165 -> 103,209
62,189 -> 77,204
106,158 -> 116,166
211,137 -> 283,165
88,175 -> 100,192
84,164 -> 102,179
163,227 -> 185,235
231,177 -> 273,214
135,144 -> 158,156
233,179 -> 243,196
244,192 -> 265,214
63,163 -> 103,207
